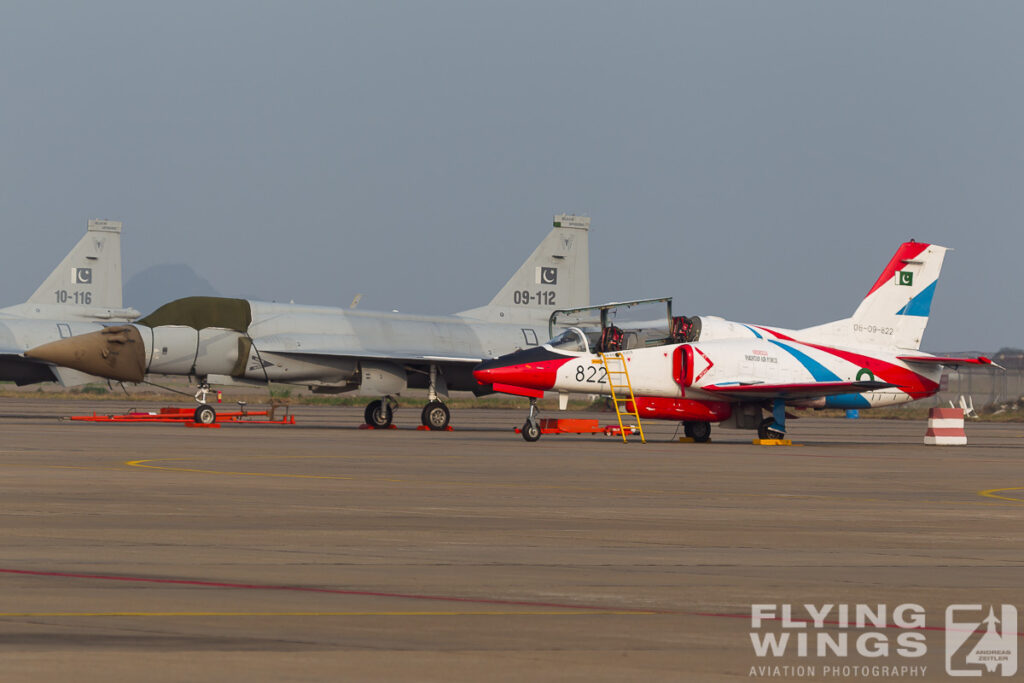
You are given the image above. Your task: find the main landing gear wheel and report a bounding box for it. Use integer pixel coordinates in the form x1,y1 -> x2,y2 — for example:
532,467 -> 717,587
684,421 -> 711,443
521,420 -> 541,442
757,417 -> 785,441
193,404 -> 216,424
364,399 -> 393,428
421,401 -> 450,430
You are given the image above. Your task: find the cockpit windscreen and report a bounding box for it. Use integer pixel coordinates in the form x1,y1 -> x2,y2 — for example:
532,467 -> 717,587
547,328 -> 590,353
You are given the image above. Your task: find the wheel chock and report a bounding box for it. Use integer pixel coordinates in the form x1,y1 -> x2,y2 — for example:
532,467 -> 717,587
678,437 -> 713,443
358,424 -> 398,430
752,438 -> 792,446
415,425 -> 454,431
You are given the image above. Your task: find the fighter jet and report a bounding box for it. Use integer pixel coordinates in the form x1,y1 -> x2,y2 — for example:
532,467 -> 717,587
474,241 -> 995,441
1,220 -> 139,386
26,215 -> 591,428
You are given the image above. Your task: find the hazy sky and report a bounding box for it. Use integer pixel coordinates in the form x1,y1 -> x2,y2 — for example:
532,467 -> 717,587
2,1 -> 1021,351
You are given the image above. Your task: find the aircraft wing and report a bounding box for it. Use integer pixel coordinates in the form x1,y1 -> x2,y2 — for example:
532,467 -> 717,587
897,355 -> 1001,369
702,380 -> 897,400
271,350 -> 485,364
255,335 -> 485,364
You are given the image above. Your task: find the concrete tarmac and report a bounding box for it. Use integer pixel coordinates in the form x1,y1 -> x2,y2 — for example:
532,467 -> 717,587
0,399 -> 1022,682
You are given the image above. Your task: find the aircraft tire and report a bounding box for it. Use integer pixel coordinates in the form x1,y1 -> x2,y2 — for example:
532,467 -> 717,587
521,421 -> 541,442
194,404 -> 216,424
757,417 -> 784,440
365,400 -> 393,428
689,421 -> 711,443
421,401 -> 450,430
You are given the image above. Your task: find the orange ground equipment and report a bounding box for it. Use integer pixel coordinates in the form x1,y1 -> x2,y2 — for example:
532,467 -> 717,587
66,402 -> 296,426
513,418 -> 640,438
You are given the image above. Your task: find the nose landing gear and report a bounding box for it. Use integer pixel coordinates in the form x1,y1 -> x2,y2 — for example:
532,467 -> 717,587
421,401 -> 451,430
521,398 -> 541,442
193,382 -> 217,424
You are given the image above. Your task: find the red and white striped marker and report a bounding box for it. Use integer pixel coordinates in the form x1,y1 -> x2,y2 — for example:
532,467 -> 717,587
923,407 -> 967,446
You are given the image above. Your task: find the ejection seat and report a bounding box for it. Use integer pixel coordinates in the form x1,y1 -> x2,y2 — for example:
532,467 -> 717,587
597,325 -> 624,353
670,316 -> 701,343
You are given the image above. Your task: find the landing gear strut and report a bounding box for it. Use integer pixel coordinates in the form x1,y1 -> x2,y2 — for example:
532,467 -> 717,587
419,365 -> 451,430
683,421 -> 711,443
521,398 -> 541,442
757,399 -> 787,440
193,382 -> 216,424
364,397 -> 396,428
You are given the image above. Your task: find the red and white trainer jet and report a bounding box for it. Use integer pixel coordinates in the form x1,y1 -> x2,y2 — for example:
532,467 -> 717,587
474,242 -> 995,442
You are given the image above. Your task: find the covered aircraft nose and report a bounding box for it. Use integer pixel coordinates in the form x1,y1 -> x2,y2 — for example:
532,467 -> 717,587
473,347 -> 572,391
25,325 -> 146,383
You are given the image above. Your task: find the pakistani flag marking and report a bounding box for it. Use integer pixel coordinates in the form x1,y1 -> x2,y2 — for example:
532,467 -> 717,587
898,271 -> 913,286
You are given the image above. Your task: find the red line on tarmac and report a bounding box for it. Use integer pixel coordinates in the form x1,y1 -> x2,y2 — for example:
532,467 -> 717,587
0,568 -> 668,614
4,568 -> 1019,636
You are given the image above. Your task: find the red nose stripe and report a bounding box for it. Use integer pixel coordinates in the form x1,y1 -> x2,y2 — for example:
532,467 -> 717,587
474,357 -> 571,391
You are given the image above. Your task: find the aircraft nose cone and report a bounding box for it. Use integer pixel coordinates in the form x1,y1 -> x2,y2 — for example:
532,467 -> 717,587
26,325 -> 146,383
472,357 -> 510,384
473,347 -> 569,390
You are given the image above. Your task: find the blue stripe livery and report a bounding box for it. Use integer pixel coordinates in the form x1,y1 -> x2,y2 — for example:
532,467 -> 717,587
767,340 -> 841,382
896,281 -> 936,317
742,324 -> 763,339
825,393 -> 872,409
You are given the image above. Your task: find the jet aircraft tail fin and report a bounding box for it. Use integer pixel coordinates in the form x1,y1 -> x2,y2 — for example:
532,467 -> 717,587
800,241 -> 948,350
24,220 -> 134,318
455,214 -> 590,323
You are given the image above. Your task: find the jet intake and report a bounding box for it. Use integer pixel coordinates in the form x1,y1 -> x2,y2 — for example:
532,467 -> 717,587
25,325 -> 146,383
359,361 -> 407,395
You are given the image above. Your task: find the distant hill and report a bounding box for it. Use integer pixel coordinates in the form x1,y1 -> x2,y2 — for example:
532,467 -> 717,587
125,264 -> 220,316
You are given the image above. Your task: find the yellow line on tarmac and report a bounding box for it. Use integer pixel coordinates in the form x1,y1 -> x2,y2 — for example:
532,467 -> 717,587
0,610 -> 655,617
978,487 -> 1024,503
124,458 -> 1018,507
125,459 -> 360,481
0,463 -> 135,473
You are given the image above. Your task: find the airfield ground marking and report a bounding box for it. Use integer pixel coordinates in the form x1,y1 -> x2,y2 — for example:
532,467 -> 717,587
0,568 -> 662,615
978,487 -> 1024,503
0,611 -> 650,617
123,458 -> 1022,507
2,569 -> 1021,635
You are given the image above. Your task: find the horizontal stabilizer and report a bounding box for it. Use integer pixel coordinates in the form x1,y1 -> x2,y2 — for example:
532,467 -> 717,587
897,355 -> 999,369
703,380 -> 896,400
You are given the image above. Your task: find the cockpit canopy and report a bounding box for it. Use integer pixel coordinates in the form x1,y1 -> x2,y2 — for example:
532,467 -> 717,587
546,315 -> 702,354
548,327 -> 591,353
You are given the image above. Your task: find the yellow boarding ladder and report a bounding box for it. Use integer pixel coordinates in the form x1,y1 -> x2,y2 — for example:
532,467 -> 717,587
596,352 -> 646,444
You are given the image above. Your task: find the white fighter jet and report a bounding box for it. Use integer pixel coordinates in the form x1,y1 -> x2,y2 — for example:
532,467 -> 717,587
26,215 -> 591,429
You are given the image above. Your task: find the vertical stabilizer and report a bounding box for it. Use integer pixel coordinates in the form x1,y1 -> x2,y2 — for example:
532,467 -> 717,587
801,241 -> 948,350
456,214 -> 590,322
28,220 -> 125,311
